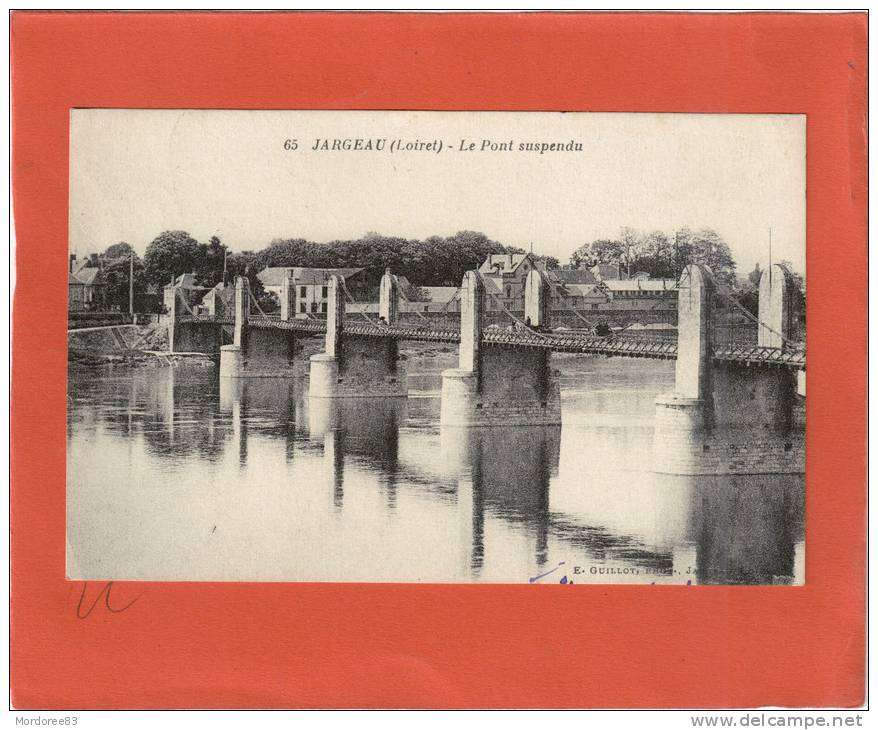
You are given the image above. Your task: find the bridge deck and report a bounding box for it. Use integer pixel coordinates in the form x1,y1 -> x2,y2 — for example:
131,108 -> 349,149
180,314 -> 805,369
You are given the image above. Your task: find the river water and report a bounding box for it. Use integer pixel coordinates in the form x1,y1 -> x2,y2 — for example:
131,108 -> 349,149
67,353 -> 804,585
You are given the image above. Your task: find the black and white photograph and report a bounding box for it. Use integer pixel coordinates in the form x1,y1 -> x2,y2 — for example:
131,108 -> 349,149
66,109 -> 806,585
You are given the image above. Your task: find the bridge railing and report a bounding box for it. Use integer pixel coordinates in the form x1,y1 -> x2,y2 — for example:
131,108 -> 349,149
178,309 -> 804,368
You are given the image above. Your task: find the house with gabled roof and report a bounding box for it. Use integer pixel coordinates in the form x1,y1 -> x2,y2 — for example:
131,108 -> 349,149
478,253 -> 542,309
68,254 -> 106,311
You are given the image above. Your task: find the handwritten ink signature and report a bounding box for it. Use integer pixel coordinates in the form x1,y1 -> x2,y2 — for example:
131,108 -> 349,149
75,581 -> 142,619
529,562 -> 573,584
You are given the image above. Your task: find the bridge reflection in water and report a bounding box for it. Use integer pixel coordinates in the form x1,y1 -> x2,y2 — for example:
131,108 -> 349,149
66,361 -> 803,584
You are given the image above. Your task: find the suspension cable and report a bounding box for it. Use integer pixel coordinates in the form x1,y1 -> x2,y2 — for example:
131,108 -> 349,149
616,276 -> 679,334
436,286 -> 462,314
702,269 -> 801,349
542,272 -> 601,330
248,283 -> 271,319
392,277 -> 432,323
339,277 -> 381,326
475,271 -> 550,340
175,288 -> 197,317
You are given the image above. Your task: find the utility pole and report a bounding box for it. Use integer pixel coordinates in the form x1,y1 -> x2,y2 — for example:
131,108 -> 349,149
129,251 -> 134,316
223,246 -> 228,285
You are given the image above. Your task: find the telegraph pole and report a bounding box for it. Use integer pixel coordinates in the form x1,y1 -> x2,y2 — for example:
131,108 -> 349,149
129,251 -> 134,316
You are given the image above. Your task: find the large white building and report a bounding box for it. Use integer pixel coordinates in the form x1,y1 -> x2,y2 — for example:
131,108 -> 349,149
257,266 -> 365,317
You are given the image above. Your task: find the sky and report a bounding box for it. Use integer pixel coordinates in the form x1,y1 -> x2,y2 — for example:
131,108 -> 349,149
70,110 -> 806,274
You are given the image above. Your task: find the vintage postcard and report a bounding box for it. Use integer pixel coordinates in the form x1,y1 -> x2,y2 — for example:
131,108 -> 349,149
66,109 -> 806,585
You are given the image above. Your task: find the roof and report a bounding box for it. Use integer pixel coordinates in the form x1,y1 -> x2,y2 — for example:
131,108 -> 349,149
68,267 -> 101,286
71,258 -> 91,274
603,278 -> 677,292
172,273 -> 204,289
394,275 -> 418,297
480,276 -> 504,295
420,286 -> 458,303
478,253 -> 534,276
257,266 -> 365,287
201,282 -> 232,303
547,268 -> 598,285
592,263 -> 625,281
257,267 -> 291,287
564,283 -> 607,298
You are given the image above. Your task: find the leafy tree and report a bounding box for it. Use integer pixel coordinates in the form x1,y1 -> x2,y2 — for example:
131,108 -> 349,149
570,238 -> 626,269
777,260 -> 806,330
737,263 -> 763,316
193,235 -> 227,288
569,227 -> 738,286
143,231 -> 202,288
777,260 -> 805,296
534,255 -> 560,270
103,241 -> 135,260
675,228 -> 737,287
102,255 -> 141,310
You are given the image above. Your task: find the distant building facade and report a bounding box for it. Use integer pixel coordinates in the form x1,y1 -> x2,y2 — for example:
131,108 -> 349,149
473,254 -> 676,315
68,254 -> 106,311
478,253 -> 542,309
163,273 -> 208,314
257,266 -> 366,317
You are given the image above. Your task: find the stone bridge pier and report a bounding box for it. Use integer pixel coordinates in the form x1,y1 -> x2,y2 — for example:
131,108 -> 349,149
308,272 -> 407,398
654,264 -> 802,475
219,276 -> 305,378
440,269 -> 561,427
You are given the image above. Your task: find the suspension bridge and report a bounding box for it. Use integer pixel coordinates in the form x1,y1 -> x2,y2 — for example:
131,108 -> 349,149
171,270 -> 804,369
165,263 -> 802,431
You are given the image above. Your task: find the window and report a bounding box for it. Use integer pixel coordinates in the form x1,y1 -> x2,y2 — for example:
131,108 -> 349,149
299,302 -> 306,313
321,302 -> 327,313
311,302 -> 318,313
300,286 -> 307,298
321,285 -> 328,299
592,304 -> 599,310
506,286 -> 512,298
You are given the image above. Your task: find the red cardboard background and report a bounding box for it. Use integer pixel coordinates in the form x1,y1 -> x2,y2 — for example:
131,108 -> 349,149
10,12 -> 867,708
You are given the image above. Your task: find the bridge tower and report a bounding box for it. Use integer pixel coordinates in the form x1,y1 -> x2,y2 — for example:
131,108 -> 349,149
379,269 -> 400,324
309,274 -> 407,398
654,264 -> 802,475
439,270 -> 561,426
219,276 -> 248,377
758,263 -> 796,349
280,273 -> 295,322
524,268 -> 552,329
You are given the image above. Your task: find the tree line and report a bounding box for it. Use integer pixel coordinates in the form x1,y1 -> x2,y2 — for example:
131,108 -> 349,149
569,226 -> 740,286
569,227 -> 804,317
95,226 -> 801,316
97,230 -> 556,311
